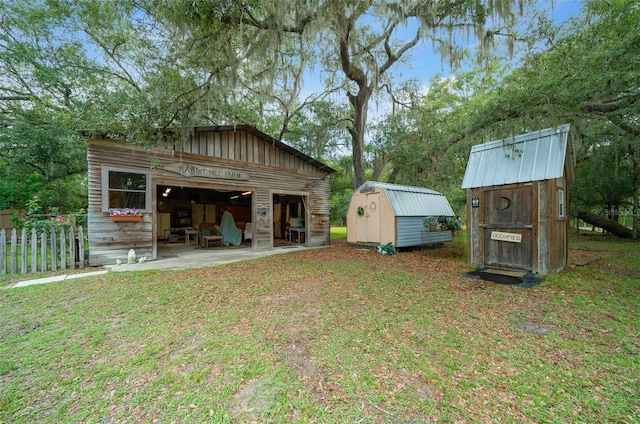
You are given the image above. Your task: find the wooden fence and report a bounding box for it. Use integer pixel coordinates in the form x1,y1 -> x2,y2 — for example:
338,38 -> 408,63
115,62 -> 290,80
1,226 -> 85,275
0,210 -> 13,231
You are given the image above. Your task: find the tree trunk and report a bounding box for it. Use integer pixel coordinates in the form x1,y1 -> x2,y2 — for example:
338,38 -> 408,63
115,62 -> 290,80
630,142 -> 639,240
576,210 -> 633,238
370,151 -> 388,182
347,86 -> 372,189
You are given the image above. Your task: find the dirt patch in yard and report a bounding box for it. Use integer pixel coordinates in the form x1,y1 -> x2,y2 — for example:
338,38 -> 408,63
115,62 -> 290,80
282,334 -> 341,403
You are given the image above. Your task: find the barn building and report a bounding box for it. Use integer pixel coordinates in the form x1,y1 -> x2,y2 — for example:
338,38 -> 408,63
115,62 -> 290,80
84,125 -> 335,266
461,124 -> 574,274
346,181 -> 456,248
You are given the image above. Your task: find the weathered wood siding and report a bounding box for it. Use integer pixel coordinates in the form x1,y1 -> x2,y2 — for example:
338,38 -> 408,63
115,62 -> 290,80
162,129 -> 318,173
538,177 -> 568,274
554,176 -> 569,273
466,187 -> 483,268
87,142 -> 153,266
87,127 -> 332,266
466,178 -> 568,274
0,210 -> 13,233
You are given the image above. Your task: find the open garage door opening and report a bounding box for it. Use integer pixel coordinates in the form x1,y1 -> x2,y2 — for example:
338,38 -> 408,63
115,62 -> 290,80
156,185 -> 253,245
273,193 -> 307,246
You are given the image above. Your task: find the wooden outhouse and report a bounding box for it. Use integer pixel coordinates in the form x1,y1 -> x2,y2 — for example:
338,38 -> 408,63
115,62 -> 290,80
84,125 -> 335,266
346,181 -> 456,248
461,125 -> 574,274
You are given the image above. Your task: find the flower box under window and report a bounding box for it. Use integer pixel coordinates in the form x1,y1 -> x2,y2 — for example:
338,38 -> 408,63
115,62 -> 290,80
110,215 -> 142,222
109,208 -> 143,222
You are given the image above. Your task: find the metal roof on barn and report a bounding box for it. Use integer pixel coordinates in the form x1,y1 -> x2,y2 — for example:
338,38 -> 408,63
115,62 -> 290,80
461,124 -> 572,189
357,181 -> 455,217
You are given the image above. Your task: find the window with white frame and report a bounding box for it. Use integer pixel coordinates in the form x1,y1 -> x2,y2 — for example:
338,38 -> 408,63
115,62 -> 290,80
558,189 -> 565,218
101,167 -> 151,212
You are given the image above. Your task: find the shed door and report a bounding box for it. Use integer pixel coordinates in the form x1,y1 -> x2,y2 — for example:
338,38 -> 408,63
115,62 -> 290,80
366,193 -> 381,243
354,192 -> 380,243
483,186 -> 533,270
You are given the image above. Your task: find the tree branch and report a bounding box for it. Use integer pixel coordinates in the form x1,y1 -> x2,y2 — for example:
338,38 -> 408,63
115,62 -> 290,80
219,7 -> 316,34
81,28 -> 143,93
339,15 -> 367,87
579,91 -> 640,114
380,28 -> 421,76
607,112 -> 640,137
0,95 -> 32,101
444,109 -> 521,147
444,89 -> 639,148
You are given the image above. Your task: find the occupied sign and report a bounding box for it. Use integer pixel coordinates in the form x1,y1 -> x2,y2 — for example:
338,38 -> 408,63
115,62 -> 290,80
491,231 -> 522,243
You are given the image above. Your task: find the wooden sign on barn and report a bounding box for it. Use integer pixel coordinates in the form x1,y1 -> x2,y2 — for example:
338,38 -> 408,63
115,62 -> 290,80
461,125 -> 574,274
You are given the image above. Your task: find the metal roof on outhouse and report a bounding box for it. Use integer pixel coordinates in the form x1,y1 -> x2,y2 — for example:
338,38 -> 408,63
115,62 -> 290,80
461,124 -> 572,189
357,181 -> 455,217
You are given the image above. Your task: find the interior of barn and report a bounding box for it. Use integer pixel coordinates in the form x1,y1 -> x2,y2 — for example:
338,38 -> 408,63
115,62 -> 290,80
155,186 -> 305,245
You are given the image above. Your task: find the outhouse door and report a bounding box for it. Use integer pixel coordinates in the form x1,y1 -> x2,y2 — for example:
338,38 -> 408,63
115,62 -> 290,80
483,186 -> 533,270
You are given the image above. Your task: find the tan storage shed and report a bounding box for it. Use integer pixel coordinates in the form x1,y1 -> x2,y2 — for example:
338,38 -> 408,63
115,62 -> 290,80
347,181 -> 456,248
461,125 -> 574,274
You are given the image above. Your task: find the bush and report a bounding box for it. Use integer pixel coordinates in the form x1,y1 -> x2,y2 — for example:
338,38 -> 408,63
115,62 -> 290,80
10,195 -> 76,234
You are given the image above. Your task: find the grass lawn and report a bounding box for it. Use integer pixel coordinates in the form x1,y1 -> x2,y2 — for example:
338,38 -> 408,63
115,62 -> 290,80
330,226 -> 347,239
1,231 -> 638,423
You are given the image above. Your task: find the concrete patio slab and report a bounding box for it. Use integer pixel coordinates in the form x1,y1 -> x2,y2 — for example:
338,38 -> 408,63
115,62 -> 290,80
9,242 -> 322,288
104,243 -> 313,272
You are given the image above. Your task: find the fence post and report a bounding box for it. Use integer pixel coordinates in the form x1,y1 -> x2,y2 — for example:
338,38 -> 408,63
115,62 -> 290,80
78,226 -> 85,269
50,227 -> 57,271
60,228 -> 66,270
41,231 -> 47,272
21,228 -> 27,274
1,228 -> 6,275
31,228 -> 37,273
10,229 -> 17,274
69,226 -> 76,271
